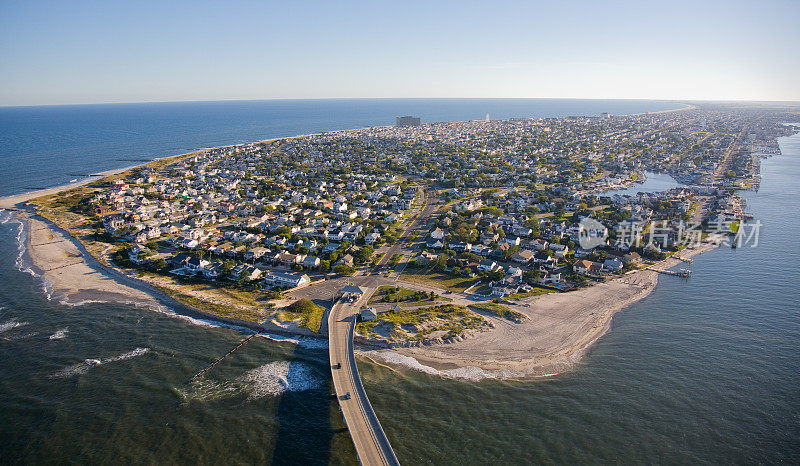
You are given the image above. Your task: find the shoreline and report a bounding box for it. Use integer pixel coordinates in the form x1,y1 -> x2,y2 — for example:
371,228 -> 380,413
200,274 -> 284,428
6,207 -> 323,342
368,242 -> 717,379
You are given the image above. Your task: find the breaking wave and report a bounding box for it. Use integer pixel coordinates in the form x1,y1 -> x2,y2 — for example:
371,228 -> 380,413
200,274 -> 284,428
0,319 -> 28,334
49,327 -> 69,340
50,347 -> 150,379
242,360 -> 323,399
3,331 -> 40,341
180,360 -> 323,402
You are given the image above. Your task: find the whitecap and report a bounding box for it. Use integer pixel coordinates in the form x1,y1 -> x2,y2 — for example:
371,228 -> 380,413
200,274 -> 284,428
49,327 -> 69,340
102,347 -> 149,363
49,347 -> 150,379
0,319 -> 28,333
4,331 -> 40,341
50,362 -> 91,379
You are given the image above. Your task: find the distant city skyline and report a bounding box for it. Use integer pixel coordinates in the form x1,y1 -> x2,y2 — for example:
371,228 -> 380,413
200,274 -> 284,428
1,0 -> 798,106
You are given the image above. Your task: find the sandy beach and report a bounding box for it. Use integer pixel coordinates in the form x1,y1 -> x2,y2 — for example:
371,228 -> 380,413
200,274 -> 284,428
377,242 -> 717,378
18,212 -> 157,306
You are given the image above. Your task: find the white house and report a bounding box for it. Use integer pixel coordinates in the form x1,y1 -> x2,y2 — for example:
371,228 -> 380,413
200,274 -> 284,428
263,271 -> 310,288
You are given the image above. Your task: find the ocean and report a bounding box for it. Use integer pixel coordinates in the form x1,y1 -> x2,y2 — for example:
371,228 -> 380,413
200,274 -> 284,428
1,99 -> 798,464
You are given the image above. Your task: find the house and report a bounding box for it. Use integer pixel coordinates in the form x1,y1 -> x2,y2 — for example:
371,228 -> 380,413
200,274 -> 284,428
623,252 -> 643,264
339,284 -> 366,301
540,272 -> 562,285
531,239 -> 549,251
426,239 -> 444,249
104,215 -> 125,233
278,252 -> 303,265
513,226 -> 533,237
574,259 -> 602,275
185,256 -> 210,274
201,262 -> 224,280
128,244 -> 147,264
603,258 -> 624,272
449,241 -> 472,252
301,255 -> 321,268
364,231 -> 381,245
430,228 -> 446,240
263,271 -> 310,288
478,260 -> 498,272
360,307 -> 378,321
532,251 -> 557,268
480,231 -> 499,245
469,244 -> 491,256
337,254 -> 355,267
229,264 -> 263,281
416,251 -> 439,265
244,247 -> 268,261
510,249 -> 536,263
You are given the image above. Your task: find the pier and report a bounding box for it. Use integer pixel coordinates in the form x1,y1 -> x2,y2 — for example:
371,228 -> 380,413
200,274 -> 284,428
650,268 -> 692,277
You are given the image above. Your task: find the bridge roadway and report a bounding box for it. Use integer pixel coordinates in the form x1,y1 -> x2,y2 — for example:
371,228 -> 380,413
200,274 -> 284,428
328,286 -> 400,466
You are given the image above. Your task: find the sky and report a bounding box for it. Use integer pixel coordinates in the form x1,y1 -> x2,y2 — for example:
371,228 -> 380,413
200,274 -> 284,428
0,0 -> 798,106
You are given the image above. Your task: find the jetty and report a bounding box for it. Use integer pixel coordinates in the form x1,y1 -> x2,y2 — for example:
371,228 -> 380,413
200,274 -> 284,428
189,332 -> 261,382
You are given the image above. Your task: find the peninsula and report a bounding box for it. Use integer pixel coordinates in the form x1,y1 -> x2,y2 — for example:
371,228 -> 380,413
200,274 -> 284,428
3,102 -> 798,378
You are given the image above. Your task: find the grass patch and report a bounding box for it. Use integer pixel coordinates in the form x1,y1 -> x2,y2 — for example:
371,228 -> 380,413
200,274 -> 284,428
281,298 -> 326,333
368,285 -> 435,304
156,285 -> 266,322
470,302 -> 525,323
506,287 -> 555,300
356,304 -> 484,341
399,271 -> 479,293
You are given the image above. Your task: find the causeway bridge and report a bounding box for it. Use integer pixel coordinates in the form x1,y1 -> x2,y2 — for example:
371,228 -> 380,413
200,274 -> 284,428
328,286 -> 399,466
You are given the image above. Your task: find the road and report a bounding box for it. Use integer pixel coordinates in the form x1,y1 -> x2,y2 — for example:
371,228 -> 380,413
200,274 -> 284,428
371,187 -> 439,277
328,288 -> 400,466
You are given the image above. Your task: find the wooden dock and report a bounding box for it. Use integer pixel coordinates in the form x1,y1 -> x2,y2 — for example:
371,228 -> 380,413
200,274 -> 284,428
651,268 -> 692,277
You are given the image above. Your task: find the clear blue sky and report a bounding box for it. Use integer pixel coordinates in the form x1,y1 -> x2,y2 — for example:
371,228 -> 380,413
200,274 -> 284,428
1,0 -> 798,106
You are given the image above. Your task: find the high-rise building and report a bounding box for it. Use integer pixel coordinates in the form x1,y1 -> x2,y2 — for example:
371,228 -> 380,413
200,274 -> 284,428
396,116 -> 421,127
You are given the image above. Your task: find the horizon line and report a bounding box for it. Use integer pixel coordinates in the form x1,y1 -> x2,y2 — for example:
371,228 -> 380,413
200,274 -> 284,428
3,96 -> 800,109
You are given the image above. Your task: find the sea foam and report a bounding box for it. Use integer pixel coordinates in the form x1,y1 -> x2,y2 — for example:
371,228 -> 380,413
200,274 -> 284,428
49,327 -> 69,340
182,360 -> 323,402
0,319 -> 28,334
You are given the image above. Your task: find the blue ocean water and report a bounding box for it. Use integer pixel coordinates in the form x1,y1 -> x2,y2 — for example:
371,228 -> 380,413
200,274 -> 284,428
0,98 -> 682,196
1,100 -> 798,464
